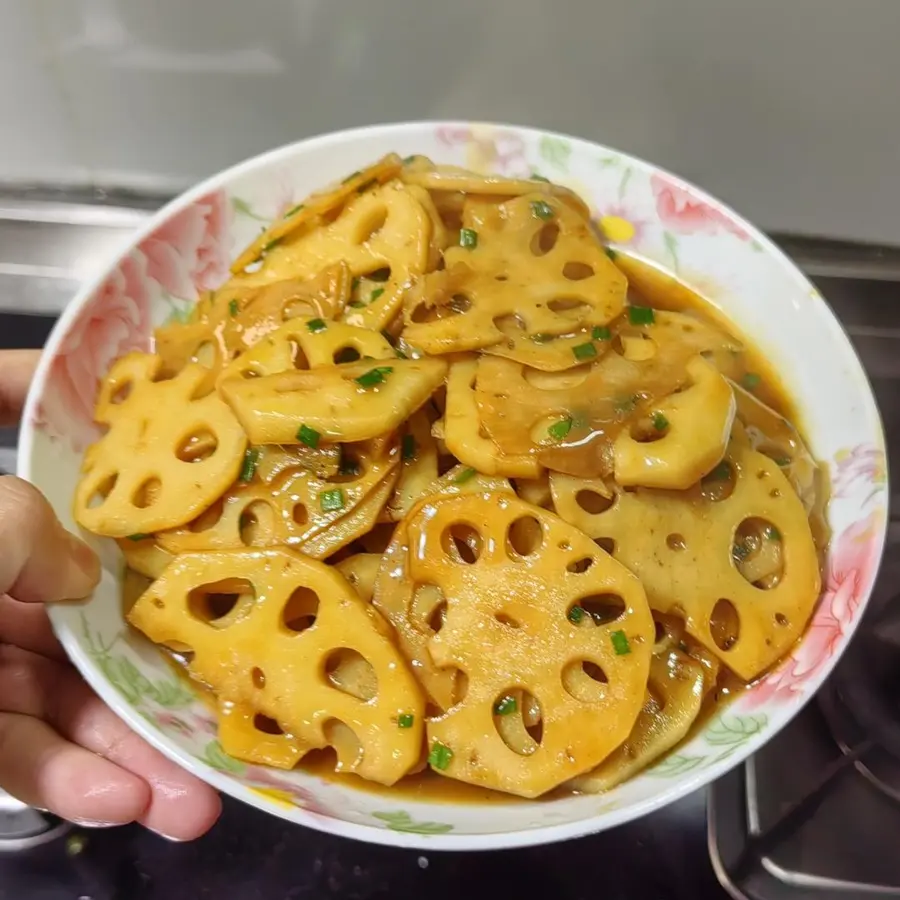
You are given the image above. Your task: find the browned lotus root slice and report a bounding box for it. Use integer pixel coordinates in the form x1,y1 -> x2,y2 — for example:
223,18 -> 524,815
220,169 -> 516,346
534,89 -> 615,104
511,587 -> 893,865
401,493 -> 652,797
220,358 -> 447,444
118,537 -> 175,580
157,440 -> 397,554
233,181 -> 431,331
128,548 -> 424,784
570,649 -> 705,792
550,440 -> 822,680
74,353 -> 247,537
218,317 -> 395,385
217,701 -> 305,769
442,359 -> 540,478
373,473 -> 515,711
230,155 -> 404,273
613,356 -> 736,489
403,194 -> 625,361
255,443 -> 341,482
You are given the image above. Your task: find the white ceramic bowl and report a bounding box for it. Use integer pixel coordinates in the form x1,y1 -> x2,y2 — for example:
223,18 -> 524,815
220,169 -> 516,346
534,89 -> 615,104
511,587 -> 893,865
19,122 -> 887,849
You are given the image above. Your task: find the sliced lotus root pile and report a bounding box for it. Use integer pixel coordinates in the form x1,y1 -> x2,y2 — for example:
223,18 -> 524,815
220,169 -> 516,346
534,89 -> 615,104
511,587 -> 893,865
218,317 -> 395,385
220,357 -> 447,444
439,359 -> 540,478
569,648 -> 705,793
128,548 -> 424,784
403,194 -> 626,369
398,493 -> 653,797
550,440 -> 822,681
156,439 -> 398,555
373,472 -> 515,711
74,353 -> 247,537
233,180 -> 431,330
613,356 -> 736,490
230,155 -> 404,273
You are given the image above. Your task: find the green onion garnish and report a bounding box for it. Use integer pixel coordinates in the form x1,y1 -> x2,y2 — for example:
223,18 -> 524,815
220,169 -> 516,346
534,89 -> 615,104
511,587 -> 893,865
611,630 -> 631,655
628,306 -> 655,325
774,456 -> 791,467
459,228 -> 478,249
127,533 -> 150,542
493,696 -> 518,716
530,199 -> 554,220
531,333 -> 553,344
531,173 -> 550,182
706,461 -> 731,481
402,155 -> 416,164
398,713 -> 414,729
605,247 -> 618,260
306,318 -> 327,333
765,525 -> 781,541
452,467 -> 477,484
370,287 -> 385,303
319,489 -> 345,513
568,606 -> 585,624
428,741 -> 453,770
355,366 -> 394,388
614,395 -> 638,414
351,276 -> 361,292
348,300 -> 365,309
592,326 -> 611,340
572,342 -> 597,362
239,448 -> 259,483
652,412 -> 669,431
284,202 -> 304,217
402,434 -> 417,461
261,237 -> 282,254
297,424 -> 321,448
342,170 -> 362,183
548,417 -> 573,441
228,299 -> 239,317
742,372 -> 761,390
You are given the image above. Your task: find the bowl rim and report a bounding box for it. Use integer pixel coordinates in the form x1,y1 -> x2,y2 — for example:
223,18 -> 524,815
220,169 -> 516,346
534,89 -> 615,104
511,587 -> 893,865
18,119 -> 888,850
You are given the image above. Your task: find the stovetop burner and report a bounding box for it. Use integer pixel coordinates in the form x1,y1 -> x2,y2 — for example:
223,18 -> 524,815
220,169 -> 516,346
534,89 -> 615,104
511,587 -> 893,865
0,792 -> 70,852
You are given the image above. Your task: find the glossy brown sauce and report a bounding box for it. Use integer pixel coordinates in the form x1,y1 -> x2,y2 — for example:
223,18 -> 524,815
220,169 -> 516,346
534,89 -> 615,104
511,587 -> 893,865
122,253 -> 824,805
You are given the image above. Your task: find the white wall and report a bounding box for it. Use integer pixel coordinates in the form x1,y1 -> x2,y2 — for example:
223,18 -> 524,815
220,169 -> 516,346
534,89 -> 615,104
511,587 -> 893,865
2,0 -> 899,244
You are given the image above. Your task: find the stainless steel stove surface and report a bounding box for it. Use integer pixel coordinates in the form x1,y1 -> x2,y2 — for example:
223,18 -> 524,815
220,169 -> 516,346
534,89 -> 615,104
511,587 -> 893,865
2,197 -> 900,900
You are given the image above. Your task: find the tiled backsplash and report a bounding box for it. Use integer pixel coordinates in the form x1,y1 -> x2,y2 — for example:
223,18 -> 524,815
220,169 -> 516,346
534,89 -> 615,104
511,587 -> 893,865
4,0 -> 900,243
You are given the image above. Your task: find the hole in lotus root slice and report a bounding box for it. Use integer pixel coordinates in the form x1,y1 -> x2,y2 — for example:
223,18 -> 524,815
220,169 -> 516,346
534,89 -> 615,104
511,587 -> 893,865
128,548 -> 425,785
217,702 -> 305,769
187,578 -> 256,628
282,586 -> 319,633
324,649 -> 378,702
405,492 -> 653,797
506,515 -> 544,559
494,690 -> 544,756
732,517 -> 784,589
549,440 -> 821,681
441,522 -> 484,564
74,353 -> 248,538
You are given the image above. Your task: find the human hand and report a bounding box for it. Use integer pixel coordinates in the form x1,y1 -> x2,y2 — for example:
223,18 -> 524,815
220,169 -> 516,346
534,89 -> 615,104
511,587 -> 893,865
0,350 -> 221,839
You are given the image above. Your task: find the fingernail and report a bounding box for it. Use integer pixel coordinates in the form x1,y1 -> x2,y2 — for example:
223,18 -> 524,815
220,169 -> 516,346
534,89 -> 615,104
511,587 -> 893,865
68,817 -> 120,828
146,827 -> 188,843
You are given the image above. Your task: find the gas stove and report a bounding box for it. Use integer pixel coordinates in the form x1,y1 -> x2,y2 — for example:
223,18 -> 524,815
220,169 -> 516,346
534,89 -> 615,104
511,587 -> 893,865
1,197 -> 899,899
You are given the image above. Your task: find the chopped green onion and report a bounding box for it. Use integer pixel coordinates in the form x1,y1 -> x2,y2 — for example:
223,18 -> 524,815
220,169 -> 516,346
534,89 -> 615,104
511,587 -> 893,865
261,237 -> 282,254
531,333 -> 553,344
459,228 -> 478,249
319,488 -> 345,513
706,461 -> 731,481
614,395 -> 638,414
355,366 -> 394,388
428,741 -> 453,771
605,247 -> 618,260
530,199 -> 554,220
493,696 -> 518,716
742,372 -> 762,390
774,456 -> 791,467
370,287 -> 385,303
284,202 -> 304,217
357,178 -> 377,193
592,326 -> 611,340
732,541 -> 751,562
348,300 -> 365,309
611,630 -> 631,655
297,424 -> 321,448
548,417 -> 573,441
398,713 -> 415,729
402,155 -> 416,164
765,525 -> 781,541
628,306 -> 655,325
402,434 -> 417,461
452,467 -> 477,484
306,318 -> 327,333
239,448 -> 259,483
572,342 -> 597,362
531,172 -> 550,182
127,533 -> 150,542
342,170 -> 362,183
228,298 -> 239,317
568,606 -> 585,624
351,276 -> 361,292
652,412 -> 669,431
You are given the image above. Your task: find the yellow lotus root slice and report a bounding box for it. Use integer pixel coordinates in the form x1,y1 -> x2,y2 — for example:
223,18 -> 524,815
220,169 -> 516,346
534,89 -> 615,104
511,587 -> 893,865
403,194 -> 626,361
74,353 -> 247,537
234,181 -> 431,331
335,553 -> 383,604
220,357 -> 447,444
128,548 -> 424,784
613,356 -> 736,489
217,701 -> 306,769
441,359 -> 540,478
383,409 -> 439,522
569,649 -> 704,793
118,537 -> 175,580
404,493 -> 653,797
255,442 -> 341,482
157,442 -> 398,554
550,441 -> 822,681
373,475 -> 515,711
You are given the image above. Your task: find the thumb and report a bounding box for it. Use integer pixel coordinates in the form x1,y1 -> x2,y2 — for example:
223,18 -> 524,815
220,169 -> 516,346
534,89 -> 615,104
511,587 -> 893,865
0,476 -> 100,603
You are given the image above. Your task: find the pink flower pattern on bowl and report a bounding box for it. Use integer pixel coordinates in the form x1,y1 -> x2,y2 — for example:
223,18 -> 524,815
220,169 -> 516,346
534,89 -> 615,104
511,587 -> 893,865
650,173 -> 750,241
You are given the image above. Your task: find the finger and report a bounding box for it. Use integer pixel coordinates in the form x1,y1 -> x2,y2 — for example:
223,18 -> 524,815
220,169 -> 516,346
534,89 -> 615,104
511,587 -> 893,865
0,476 -> 99,603
0,594 -> 66,661
0,712 -> 151,827
0,350 -> 40,426
0,648 -> 220,840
